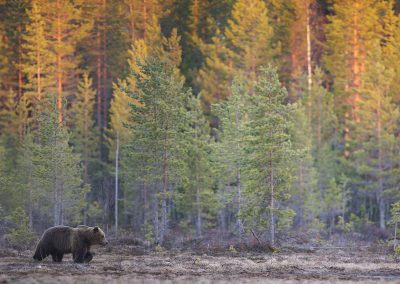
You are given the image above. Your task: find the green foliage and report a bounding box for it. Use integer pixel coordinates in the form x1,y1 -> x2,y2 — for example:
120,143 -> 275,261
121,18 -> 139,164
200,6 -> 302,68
121,57 -> 192,242
178,96 -> 217,237
2,0 -> 400,243
19,105 -> 88,226
144,222 -> 154,243
199,0 -> 276,106
242,66 -> 298,242
154,244 -> 164,253
87,201 -> 103,223
277,208 -> 296,230
352,58 -> 400,229
211,78 -> 248,231
395,245 -> 400,256
69,72 -> 99,187
5,207 -> 36,249
228,244 -> 237,253
391,202 -> 400,224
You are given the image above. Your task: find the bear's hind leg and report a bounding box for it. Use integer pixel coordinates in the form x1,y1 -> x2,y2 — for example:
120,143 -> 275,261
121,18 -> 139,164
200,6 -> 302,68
51,252 -> 64,262
84,251 -> 94,263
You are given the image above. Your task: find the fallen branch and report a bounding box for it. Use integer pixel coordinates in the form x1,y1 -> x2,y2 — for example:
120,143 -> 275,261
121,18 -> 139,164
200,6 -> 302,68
251,229 -> 262,246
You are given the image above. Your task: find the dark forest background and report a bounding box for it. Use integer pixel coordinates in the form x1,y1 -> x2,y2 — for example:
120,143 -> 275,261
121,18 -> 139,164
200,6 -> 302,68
2,0 -> 400,248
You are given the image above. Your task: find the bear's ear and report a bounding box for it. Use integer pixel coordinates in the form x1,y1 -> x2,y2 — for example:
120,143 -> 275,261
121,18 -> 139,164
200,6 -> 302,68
93,226 -> 99,232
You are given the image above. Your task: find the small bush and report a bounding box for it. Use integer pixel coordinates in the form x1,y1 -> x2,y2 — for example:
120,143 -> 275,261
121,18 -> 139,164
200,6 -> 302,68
5,207 -> 37,249
228,244 -> 237,253
395,245 -> 400,256
155,244 -> 164,253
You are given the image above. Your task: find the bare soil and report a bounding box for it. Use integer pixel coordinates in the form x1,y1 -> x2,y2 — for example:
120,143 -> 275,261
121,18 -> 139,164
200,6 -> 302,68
1,245 -> 400,283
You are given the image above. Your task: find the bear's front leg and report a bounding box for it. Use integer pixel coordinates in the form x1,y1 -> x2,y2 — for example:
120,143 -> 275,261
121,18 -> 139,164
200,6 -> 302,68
51,252 -> 64,262
72,247 -> 87,263
84,251 -> 94,263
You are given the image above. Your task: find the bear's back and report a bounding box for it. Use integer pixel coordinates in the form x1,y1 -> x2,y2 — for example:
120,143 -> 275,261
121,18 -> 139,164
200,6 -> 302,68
40,226 -> 74,252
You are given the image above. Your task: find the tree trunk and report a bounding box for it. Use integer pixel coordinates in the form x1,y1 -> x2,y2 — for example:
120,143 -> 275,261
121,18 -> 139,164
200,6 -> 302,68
316,83 -> 321,160
102,0 -> 108,128
128,1 -> 135,42
143,0 -> 147,38
83,88 -> 89,225
394,222 -> 398,251
377,98 -> 385,229
29,187 -> 33,230
103,185 -> 110,234
56,0 -> 63,124
192,0 -> 199,31
195,170 -> 202,238
54,127 -> 59,225
235,105 -> 242,232
143,181 -> 148,238
351,11 -> 361,118
153,197 -> 159,243
60,183 -> 64,225
269,130 -> 275,245
36,29 -> 41,102
18,24 -> 23,100
115,132 -> 119,235
96,27 -> 102,129
160,150 -> 168,243
306,0 -> 312,95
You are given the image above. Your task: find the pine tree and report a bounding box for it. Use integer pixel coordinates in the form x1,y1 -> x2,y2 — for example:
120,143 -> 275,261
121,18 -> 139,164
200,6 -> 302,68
122,57 -> 191,243
109,18 -> 182,154
243,66 -> 297,245
324,0 -> 382,155
0,0 -> 30,99
40,0 -> 92,123
0,16 -> 12,100
22,1 -> 54,108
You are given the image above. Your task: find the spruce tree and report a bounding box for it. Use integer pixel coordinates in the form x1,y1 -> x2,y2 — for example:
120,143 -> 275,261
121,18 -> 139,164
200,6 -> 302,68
32,103 -> 87,226
211,78 -> 248,233
69,72 -> 98,185
179,96 -> 216,238
353,59 -> 400,229
290,102 -> 319,227
199,0 -> 275,106
69,72 -> 99,223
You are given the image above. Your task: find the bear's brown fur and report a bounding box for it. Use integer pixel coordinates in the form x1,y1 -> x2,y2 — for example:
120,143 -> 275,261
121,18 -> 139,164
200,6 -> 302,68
33,225 -> 108,263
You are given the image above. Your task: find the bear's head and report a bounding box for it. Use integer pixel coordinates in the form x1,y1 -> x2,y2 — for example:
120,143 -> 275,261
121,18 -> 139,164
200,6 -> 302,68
91,226 -> 108,246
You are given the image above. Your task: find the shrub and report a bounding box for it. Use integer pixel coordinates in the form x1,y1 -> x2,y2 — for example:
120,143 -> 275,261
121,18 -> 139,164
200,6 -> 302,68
5,207 -> 37,249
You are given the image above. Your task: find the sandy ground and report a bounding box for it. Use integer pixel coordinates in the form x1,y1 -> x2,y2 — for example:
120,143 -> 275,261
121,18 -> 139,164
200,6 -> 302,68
0,246 -> 400,283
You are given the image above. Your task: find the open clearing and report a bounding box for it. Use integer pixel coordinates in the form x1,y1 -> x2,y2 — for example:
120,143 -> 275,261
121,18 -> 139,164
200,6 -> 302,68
1,245 -> 400,283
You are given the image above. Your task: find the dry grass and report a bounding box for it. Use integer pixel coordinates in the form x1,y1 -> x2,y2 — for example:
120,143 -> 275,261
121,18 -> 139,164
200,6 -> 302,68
0,245 -> 399,283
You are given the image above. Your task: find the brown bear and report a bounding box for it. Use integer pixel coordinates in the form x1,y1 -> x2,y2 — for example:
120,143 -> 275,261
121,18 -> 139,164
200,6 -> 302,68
33,225 -> 108,263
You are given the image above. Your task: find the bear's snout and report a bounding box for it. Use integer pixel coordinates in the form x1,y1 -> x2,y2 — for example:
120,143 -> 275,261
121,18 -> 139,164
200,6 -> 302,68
102,240 -> 108,246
